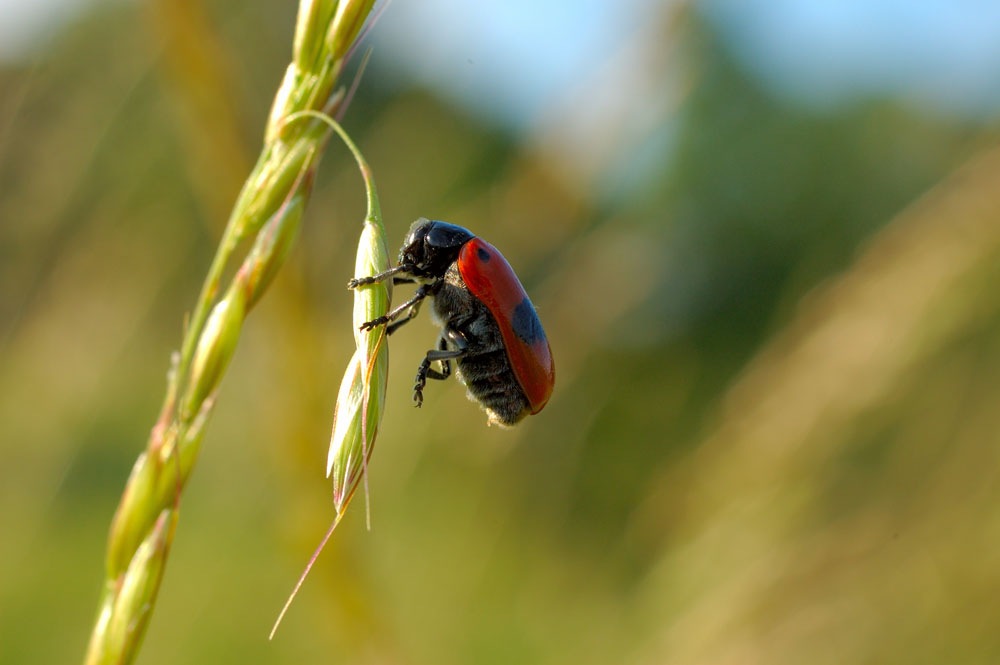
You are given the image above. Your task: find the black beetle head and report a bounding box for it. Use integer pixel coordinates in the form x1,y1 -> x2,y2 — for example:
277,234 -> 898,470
398,218 -> 475,278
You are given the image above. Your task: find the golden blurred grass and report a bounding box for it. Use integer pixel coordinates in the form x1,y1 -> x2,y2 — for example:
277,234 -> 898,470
635,144 -> 1000,665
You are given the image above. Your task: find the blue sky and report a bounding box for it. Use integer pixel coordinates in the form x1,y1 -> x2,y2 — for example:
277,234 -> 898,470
371,0 -> 658,128
701,0 -> 1000,117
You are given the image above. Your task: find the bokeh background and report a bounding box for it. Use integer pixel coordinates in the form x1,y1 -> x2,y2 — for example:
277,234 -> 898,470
4,1 -> 1000,663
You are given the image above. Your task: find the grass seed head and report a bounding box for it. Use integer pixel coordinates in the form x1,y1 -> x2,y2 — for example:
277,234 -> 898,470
327,345 -> 386,511
269,112 -> 388,640
328,214 -> 390,513
293,0 -> 336,72
265,65 -> 302,145
182,287 -> 246,420
103,509 -> 176,665
242,168 -> 312,309
327,0 -> 376,61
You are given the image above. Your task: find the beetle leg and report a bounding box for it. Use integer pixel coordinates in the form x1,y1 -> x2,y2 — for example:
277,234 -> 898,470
429,316 -> 476,379
360,283 -> 433,331
413,327 -> 468,406
423,366 -> 449,381
386,298 -> 424,335
413,348 -> 464,407
347,264 -> 416,289
434,336 -> 452,379
392,277 -> 416,285
424,336 -> 453,379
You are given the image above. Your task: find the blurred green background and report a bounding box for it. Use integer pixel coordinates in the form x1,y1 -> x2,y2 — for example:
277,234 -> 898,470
4,1 -> 1000,663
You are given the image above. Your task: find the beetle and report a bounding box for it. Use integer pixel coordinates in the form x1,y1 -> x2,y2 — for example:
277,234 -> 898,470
348,218 -> 554,427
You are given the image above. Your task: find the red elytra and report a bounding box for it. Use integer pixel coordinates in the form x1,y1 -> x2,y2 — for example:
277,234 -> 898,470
457,237 -> 555,413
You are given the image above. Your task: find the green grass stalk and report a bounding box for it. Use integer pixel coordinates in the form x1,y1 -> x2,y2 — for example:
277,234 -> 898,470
82,2 -> 378,663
